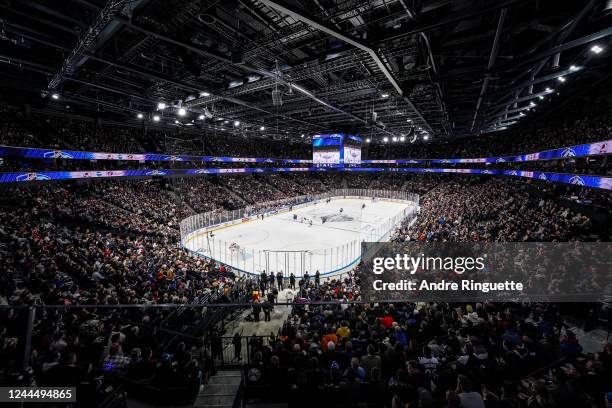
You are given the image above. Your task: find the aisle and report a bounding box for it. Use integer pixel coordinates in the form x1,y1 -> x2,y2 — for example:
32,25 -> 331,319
225,288 -> 294,337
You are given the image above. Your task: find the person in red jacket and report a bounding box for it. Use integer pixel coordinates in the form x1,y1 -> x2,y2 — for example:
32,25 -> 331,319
381,314 -> 394,329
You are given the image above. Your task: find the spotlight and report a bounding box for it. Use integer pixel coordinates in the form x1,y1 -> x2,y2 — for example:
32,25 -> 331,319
301,134 -> 305,138
400,136 -> 405,142
153,115 -> 160,122
260,126 -> 265,131
423,135 -> 429,140
529,102 -> 536,107
545,87 -> 553,93
407,119 -> 412,123
51,93 -> 60,100
591,44 -> 603,54
198,114 -> 205,120
157,102 -> 166,110
392,136 -> 398,142
381,93 -> 389,98
569,65 -> 580,72
557,76 -> 566,82
175,120 -> 180,124
519,112 -> 525,117
383,137 -> 389,142
234,120 -> 240,127
538,95 -> 544,100
137,113 -> 144,119
178,108 -> 186,116
199,91 -> 210,97
224,120 -> 228,124
366,138 -> 371,143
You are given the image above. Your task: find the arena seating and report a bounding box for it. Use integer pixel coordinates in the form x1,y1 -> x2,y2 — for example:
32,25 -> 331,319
0,95 -> 610,408
2,107 -> 611,163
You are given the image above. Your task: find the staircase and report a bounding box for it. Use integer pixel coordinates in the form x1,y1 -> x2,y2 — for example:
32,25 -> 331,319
221,184 -> 249,206
194,369 -> 242,408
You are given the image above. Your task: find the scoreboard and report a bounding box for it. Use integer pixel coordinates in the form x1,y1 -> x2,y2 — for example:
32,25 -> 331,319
312,134 -> 362,167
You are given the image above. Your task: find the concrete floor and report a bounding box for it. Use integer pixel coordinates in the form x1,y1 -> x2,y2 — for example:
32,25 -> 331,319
225,288 -> 294,338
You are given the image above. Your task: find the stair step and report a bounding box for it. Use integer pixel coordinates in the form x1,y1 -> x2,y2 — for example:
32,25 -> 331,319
215,372 -> 242,377
195,394 -> 235,405
194,404 -> 233,408
203,384 -> 238,394
209,377 -> 241,386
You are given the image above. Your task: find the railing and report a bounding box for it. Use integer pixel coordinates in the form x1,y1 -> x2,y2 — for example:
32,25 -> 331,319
179,189 -> 419,277
209,335 -> 271,368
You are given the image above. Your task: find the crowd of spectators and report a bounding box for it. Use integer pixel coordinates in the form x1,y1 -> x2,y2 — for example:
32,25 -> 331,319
0,170 -> 609,407
0,107 -> 309,159
365,108 -> 612,160
2,104 -> 610,165
243,290 -> 611,408
392,178 -> 601,243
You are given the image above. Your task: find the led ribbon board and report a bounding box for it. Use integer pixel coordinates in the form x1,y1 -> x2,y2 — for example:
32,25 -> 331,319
1,167 -> 610,190
0,145 -> 311,164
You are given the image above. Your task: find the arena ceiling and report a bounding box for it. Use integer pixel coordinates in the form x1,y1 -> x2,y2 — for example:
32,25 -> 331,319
1,0 -> 612,143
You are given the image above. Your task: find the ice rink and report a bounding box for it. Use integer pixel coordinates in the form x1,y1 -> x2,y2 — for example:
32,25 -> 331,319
183,198 -> 416,276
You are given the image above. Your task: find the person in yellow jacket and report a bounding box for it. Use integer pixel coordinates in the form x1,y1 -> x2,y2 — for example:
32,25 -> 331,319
336,321 -> 351,340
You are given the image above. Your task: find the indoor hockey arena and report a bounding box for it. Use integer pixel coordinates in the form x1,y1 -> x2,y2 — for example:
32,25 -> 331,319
0,1 -> 611,408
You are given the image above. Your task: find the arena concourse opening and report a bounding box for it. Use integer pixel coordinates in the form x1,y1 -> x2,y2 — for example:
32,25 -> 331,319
0,1 -> 611,408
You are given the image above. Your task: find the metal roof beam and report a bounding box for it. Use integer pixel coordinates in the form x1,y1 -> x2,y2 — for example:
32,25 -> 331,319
471,8 -> 506,132
259,0 -> 431,132
47,0 -> 127,90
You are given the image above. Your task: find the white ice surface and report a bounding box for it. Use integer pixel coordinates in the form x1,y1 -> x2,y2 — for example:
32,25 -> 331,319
183,198 -> 414,276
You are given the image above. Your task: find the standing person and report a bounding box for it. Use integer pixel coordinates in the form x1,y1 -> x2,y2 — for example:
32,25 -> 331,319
211,330 -> 222,361
262,300 -> 272,322
252,300 -> 261,322
289,273 -> 296,290
268,272 -> 275,289
276,271 -> 283,290
267,290 -> 275,310
304,271 -> 310,286
456,375 -> 485,408
260,270 -> 267,293
232,333 -> 242,361
315,270 -> 320,288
